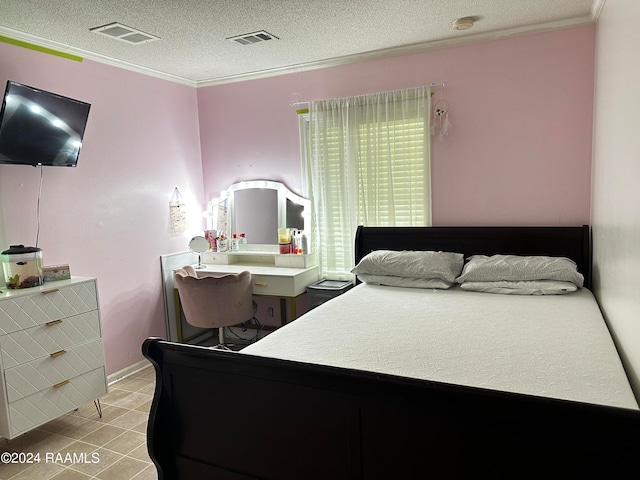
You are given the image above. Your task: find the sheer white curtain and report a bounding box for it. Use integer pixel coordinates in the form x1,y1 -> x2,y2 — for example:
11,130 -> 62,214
306,86 -> 432,278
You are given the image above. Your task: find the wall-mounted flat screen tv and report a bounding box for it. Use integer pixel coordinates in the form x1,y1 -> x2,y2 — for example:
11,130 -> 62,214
0,81 -> 91,167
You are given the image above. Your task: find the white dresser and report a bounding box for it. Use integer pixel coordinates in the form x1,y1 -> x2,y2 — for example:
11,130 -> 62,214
0,277 -> 107,439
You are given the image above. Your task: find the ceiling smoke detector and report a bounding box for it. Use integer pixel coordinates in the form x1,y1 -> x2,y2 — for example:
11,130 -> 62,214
90,22 -> 160,44
452,16 -> 476,31
227,30 -> 279,45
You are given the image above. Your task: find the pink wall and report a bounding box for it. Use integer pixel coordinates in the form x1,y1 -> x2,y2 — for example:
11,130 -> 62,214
198,25 -> 595,226
0,42 -> 203,374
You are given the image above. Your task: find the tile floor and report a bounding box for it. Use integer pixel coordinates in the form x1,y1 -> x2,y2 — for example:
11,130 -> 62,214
0,365 -> 157,480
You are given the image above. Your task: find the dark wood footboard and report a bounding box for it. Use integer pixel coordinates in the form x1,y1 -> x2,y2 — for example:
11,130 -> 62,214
143,338 -> 639,479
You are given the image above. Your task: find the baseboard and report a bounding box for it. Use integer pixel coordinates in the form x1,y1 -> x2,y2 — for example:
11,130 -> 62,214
107,359 -> 152,386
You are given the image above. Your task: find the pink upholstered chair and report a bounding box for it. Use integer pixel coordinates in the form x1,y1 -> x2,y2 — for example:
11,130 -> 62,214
174,265 -> 253,349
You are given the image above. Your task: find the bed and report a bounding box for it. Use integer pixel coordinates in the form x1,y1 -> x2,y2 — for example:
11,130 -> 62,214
143,225 -> 640,479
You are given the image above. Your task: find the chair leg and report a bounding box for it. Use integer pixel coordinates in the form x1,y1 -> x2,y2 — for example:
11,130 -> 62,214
211,327 -> 231,351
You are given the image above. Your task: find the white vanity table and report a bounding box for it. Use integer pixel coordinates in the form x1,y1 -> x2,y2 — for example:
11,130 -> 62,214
162,180 -> 320,344
170,249 -> 319,343
199,248 -> 318,323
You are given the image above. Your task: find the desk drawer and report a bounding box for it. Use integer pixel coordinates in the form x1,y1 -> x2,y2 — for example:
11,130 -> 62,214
251,275 -> 296,297
0,311 -> 101,369
8,367 -> 107,438
4,339 -> 105,403
0,281 -> 98,335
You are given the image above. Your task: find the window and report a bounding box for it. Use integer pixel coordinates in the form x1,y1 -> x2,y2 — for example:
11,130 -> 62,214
301,86 -> 432,277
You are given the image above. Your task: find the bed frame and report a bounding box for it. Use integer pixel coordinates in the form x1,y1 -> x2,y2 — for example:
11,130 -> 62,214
144,226 -> 639,479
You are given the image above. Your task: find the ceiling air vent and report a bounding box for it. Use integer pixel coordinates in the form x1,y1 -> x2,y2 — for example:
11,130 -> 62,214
227,30 -> 278,45
90,22 -> 160,44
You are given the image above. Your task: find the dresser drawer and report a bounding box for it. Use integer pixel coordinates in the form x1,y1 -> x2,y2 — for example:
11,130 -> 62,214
0,280 -> 98,335
0,311 -> 101,369
4,339 -> 105,403
8,367 -> 107,438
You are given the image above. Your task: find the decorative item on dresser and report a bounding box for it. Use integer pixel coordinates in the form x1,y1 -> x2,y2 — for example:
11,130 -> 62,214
0,277 -> 107,440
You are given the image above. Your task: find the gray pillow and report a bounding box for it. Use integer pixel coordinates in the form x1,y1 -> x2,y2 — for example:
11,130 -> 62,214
456,255 -> 584,287
356,273 -> 454,289
459,280 -> 578,295
351,250 -> 464,283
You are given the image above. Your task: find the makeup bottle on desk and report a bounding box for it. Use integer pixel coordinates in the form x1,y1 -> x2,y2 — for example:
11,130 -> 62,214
231,233 -> 239,251
218,233 -> 229,252
294,230 -> 304,254
205,230 -> 217,251
278,228 -> 291,254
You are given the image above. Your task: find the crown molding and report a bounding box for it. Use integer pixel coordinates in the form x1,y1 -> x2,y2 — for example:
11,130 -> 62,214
195,15 -> 596,87
1,15 -> 596,90
591,0 -> 607,21
0,26 -> 197,87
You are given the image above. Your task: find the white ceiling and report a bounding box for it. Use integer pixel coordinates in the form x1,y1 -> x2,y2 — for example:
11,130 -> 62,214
0,0 -> 599,87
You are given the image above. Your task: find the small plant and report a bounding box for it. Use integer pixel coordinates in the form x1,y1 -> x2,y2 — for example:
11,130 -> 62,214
7,273 -> 20,288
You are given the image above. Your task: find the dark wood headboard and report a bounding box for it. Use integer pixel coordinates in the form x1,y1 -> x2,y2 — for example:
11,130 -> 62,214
354,225 -> 592,289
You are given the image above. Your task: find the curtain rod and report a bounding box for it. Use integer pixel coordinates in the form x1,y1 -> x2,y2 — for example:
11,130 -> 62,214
290,82 -> 445,106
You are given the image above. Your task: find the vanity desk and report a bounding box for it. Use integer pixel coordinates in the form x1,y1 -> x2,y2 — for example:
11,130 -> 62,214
172,249 -> 319,343
163,179 -> 320,344
200,248 -> 318,324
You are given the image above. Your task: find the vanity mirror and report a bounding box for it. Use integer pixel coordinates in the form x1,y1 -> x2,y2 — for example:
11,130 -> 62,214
206,180 -> 310,249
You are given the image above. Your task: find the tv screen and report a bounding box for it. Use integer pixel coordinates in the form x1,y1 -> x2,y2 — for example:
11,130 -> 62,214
0,81 -> 91,167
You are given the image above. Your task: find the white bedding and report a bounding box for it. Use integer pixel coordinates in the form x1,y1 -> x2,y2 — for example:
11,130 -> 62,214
242,284 -> 638,410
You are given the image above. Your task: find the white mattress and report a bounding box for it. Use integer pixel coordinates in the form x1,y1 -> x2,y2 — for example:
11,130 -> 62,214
242,284 -> 638,410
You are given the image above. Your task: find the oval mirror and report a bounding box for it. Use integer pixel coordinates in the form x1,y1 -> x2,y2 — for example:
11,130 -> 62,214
188,236 -> 210,269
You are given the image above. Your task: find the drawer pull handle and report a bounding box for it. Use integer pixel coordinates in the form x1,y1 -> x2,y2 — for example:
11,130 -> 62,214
41,288 -> 59,294
255,282 -> 268,287
50,350 -> 67,358
46,319 -> 63,326
53,380 -> 69,388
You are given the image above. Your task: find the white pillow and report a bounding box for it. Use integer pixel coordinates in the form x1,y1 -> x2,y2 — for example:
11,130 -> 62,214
351,250 -> 464,283
459,280 -> 578,295
356,273 -> 453,289
455,255 -> 584,287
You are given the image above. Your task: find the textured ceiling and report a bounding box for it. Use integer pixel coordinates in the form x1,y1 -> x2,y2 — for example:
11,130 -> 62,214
0,0 -> 597,86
